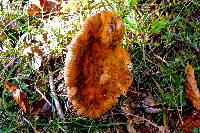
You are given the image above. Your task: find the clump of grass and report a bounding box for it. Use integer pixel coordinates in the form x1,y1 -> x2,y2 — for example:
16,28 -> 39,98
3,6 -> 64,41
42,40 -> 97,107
122,0 -> 200,129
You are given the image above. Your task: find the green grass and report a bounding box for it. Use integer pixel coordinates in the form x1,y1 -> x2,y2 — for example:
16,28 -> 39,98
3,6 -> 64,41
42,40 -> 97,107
0,0 -> 200,132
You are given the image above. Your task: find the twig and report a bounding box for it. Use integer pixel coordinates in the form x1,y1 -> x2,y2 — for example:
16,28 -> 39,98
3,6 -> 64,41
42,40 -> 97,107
49,74 -> 64,118
34,86 -> 52,106
23,117 -> 38,133
124,113 -> 169,132
125,113 -> 160,128
154,54 -> 168,66
142,44 -> 146,66
190,0 -> 200,6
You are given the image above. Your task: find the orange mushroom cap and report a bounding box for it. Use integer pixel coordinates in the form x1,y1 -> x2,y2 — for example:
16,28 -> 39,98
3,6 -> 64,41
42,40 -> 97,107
64,11 -> 133,118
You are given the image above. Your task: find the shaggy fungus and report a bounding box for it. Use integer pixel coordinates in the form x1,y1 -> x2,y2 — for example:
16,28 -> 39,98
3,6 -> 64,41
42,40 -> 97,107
64,11 -> 133,118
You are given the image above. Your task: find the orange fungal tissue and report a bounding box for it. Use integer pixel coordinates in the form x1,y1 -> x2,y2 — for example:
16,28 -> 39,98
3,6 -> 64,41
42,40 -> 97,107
64,11 -> 133,118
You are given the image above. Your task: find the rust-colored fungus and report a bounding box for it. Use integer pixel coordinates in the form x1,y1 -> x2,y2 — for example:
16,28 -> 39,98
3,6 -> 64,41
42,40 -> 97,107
64,11 -> 133,118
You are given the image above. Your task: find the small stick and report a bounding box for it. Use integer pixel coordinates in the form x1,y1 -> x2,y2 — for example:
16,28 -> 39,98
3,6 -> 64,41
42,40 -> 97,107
34,86 -> 52,106
124,113 -> 168,132
23,117 -> 38,133
49,74 -> 64,118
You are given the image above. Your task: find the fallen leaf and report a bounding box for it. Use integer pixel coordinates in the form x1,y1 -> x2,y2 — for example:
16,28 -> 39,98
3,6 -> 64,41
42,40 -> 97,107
158,126 -> 170,133
141,96 -> 162,113
31,93 -> 52,117
178,111 -> 200,132
177,65 -> 200,132
185,64 -> 200,110
4,81 -> 30,114
27,4 -> 41,16
28,0 -> 62,15
127,124 -> 137,133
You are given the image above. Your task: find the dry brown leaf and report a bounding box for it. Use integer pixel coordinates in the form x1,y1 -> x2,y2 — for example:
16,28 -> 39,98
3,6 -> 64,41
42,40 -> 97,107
27,4 -> 41,16
4,81 -> 30,114
185,64 -> 200,110
141,96 -> 162,114
178,111 -> 200,132
28,0 -> 62,15
31,93 -> 52,117
177,65 -> 200,132
28,0 -> 89,16
127,124 -> 137,133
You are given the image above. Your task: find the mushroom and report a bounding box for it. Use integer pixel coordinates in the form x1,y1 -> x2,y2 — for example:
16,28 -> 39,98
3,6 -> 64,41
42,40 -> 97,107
64,11 -> 133,118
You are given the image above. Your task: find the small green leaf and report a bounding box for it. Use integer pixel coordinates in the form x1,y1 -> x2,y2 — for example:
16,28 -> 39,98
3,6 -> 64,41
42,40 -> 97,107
2,128 -> 16,132
152,42 -> 160,46
124,16 -> 137,28
151,17 -> 170,34
130,0 -> 138,6
152,77 -> 165,101
163,111 -> 167,127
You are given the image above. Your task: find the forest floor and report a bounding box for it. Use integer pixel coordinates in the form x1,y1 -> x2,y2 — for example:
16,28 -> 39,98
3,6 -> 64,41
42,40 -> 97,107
0,0 -> 200,132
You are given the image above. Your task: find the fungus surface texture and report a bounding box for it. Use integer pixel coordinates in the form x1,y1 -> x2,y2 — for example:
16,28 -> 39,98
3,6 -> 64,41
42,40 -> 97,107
64,11 -> 133,118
